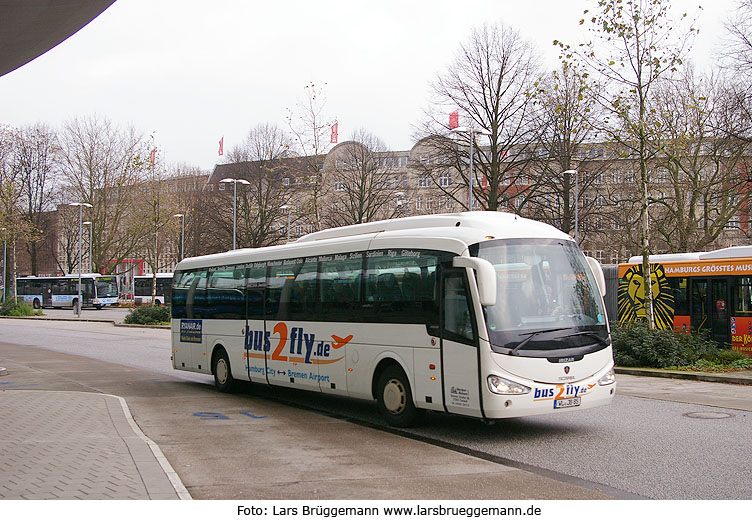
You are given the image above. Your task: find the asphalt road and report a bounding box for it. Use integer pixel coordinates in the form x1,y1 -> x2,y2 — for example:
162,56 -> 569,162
1,318 -> 750,499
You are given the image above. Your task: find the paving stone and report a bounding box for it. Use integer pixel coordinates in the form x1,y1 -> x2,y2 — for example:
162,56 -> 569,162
0,390 -> 186,500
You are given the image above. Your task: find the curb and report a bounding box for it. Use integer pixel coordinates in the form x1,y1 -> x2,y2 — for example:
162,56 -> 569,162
616,366 -> 752,386
0,316 -> 170,329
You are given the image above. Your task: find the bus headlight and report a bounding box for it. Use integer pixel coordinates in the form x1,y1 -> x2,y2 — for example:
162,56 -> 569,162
598,368 -> 616,386
487,375 -> 531,395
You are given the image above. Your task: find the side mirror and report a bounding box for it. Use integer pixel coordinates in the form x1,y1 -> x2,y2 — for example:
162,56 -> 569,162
586,256 -> 606,297
453,256 -> 497,306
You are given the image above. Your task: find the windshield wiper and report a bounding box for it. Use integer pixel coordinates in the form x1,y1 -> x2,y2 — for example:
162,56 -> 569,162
510,328 -> 571,356
554,331 -> 610,346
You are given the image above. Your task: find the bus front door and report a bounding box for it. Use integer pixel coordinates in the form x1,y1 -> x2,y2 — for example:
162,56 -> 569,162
691,280 -> 709,334
711,278 -> 730,345
440,269 -> 482,417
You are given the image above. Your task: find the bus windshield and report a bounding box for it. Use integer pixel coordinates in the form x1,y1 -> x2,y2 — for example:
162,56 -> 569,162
95,277 -> 118,298
473,238 -> 608,357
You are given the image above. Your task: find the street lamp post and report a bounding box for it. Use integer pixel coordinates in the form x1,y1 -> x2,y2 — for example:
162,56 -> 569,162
562,170 -> 579,244
280,205 -> 292,243
1,227 -> 6,302
451,126 -> 491,211
219,178 -> 251,250
70,202 -> 93,318
83,221 -> 92,272
173,213 -> 185,260
395,192 -> 406,217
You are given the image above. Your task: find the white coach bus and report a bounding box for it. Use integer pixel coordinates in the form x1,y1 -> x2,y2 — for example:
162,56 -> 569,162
171,212 -> 615,426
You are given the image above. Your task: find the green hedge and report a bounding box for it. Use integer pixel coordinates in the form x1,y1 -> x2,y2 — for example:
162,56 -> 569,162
612,322 -> 751,369
0,298 -> 42,316
124,304 -> 170,325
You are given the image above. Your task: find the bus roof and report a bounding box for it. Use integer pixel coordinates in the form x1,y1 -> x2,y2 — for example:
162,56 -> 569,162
626,246 -> 752,264
175,211 -> 571,272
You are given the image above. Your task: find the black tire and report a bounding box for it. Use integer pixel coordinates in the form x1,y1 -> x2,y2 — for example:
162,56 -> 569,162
376,364 -> 419,427
32,298 -> 40,309
212,349 -> 235,393
155,299 -> 162,307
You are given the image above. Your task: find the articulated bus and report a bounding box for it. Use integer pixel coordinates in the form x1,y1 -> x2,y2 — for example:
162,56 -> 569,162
16,274 -> 119,310
616,246 -> 752,356
134,273 -> 173,306
171,211 -> 615,426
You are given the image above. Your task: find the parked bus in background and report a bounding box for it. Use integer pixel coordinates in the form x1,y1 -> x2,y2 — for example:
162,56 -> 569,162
16,274 -> 119,310
134,273 -> 173,306
171,212 -> 615,427
614,246 -> 752,356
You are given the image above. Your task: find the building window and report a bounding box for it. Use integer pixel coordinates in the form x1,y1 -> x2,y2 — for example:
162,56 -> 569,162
419,174 -> 430,188
438,173 -> 452,187
334,180 -> 345,191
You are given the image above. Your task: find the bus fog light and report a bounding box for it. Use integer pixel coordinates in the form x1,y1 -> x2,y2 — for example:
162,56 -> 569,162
598,368 -> 616,386
487,375 -> 530,395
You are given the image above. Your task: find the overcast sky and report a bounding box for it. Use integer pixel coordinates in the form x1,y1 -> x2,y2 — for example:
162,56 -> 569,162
0,0 -> 739,171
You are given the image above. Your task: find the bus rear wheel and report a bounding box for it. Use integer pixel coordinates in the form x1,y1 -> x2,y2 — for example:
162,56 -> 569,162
376,365 -> 419,428
32,298 -> 40,309
212,349 -> 235,393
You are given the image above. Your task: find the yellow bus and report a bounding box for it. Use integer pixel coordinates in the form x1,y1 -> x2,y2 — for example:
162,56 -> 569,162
616,246 -> 752,356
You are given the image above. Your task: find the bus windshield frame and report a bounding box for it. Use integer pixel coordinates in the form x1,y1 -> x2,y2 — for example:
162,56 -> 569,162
471,238 -> 609,358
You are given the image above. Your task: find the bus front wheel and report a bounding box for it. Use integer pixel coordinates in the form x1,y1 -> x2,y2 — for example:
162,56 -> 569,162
376,365 -> 419,428
212,349 -> 235,393
32,298 -> 40,309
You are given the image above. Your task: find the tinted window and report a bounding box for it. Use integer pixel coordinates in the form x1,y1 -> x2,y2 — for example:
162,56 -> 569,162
267,259 -> 318,321
319,253 -> 363,322
206,268 -> 245,319
171,269 -> 207,319
246,264 -> 266,319
363,250 -> 441,324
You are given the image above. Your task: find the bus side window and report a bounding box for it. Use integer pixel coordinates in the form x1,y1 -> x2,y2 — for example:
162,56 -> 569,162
246,265 -> 266,320
735,277 -> 752,315
443,273 -> 475,343
319,255 -> 362,322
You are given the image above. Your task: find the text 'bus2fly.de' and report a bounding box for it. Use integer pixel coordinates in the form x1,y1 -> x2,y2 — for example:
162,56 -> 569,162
170,211 -> 616,427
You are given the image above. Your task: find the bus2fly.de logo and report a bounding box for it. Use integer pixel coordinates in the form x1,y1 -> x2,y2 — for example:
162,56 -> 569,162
533,382 -> 597,401
244,321 -> 352,367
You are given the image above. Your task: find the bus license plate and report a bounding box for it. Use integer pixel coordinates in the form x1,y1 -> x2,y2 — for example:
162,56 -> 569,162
554,398 -> 581,409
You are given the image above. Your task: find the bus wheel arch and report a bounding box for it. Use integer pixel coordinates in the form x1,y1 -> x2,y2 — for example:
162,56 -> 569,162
373,359 -> 419,427
211,345 -> 235,393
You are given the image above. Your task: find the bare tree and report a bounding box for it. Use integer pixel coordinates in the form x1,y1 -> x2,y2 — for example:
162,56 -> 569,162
719,1 -> 752,143
649,69 -> 751,251
14,124 -> 59,275
556,0 -> 699,328
286,82 -> 332,230
0,125 -> 23,295
137,148 -> 179,301
323,130 -> 401,227
529,64 -> 612,243
212,123 -> 299,249
58,115 -> 148,274
418,23 -> 544,212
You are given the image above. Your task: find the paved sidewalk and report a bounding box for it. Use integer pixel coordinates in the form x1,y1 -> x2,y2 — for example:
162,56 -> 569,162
0,389 -> 189,500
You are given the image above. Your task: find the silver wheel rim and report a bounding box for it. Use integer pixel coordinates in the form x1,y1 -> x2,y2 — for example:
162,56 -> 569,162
216,359 -> 229,384
383,379 -> 406,414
